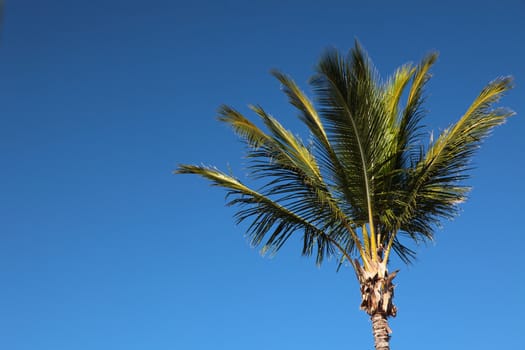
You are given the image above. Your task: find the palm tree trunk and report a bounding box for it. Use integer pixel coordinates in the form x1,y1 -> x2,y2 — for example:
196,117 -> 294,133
371,312 -> 391,350
354,260 -> 397,350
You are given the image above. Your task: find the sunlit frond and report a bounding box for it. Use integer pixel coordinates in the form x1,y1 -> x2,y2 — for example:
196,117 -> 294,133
383,64 -> 415,122
393,76 -> 514,247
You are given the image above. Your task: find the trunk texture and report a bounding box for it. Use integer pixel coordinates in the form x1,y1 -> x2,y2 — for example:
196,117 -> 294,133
354,260 -> 397,350
371,312 -> 391,350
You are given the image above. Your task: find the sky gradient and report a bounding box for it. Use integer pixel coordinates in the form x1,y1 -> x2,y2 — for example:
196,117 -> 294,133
1,1 -> 524,349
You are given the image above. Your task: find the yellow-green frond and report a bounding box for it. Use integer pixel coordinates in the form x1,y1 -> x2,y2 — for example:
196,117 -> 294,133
407,52 -> 438,106
428,76 -> 514,160
271,70 -> 329,143
217,105 -> 270,148
249,104 -> 323,180
384,64 -> 416,121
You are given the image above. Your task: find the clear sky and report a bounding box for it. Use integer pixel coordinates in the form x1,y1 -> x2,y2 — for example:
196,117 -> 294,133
1,1 -> 524,349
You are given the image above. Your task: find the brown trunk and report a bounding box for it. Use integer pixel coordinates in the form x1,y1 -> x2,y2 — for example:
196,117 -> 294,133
353,259 -> 397,350
371,312 -> 391,350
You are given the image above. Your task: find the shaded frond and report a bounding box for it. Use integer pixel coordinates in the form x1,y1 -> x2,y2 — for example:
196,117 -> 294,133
311,43 -> 381,226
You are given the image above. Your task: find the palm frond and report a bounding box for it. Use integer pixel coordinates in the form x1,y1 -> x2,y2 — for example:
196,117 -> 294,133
217,105 -> 269,148
383,64 -> 416,123
395,76 -> 514,244
397,53 -> 439,169
272,70 -> 362,220
312,42 -> 413,261
206,104 -> 366,262
249,104 -> 323,181
176,165 -> 342,264
311,43 -> 379,227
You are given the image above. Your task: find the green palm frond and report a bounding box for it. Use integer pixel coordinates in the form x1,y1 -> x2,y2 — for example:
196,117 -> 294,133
311,46 -> 376,223
382,76 -> 514,262
414,77 -> 511,214
311,42 -> 406,261
217,105 -> 269,148
207,105 -> 364,263
383,64 -> 415,122
397,53 -> 438,168
176,165 -> 346,264
271,70 -> 362,220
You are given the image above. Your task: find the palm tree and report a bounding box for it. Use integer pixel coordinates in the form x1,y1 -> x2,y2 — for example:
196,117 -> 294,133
176,42 -> 514,350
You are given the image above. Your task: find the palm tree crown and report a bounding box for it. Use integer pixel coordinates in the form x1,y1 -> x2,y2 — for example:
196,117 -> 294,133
177,42 -> 513,350
177,43 -> 513,270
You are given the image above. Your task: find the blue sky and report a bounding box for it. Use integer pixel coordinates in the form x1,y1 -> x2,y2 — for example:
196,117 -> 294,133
1,1 -> 524,349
